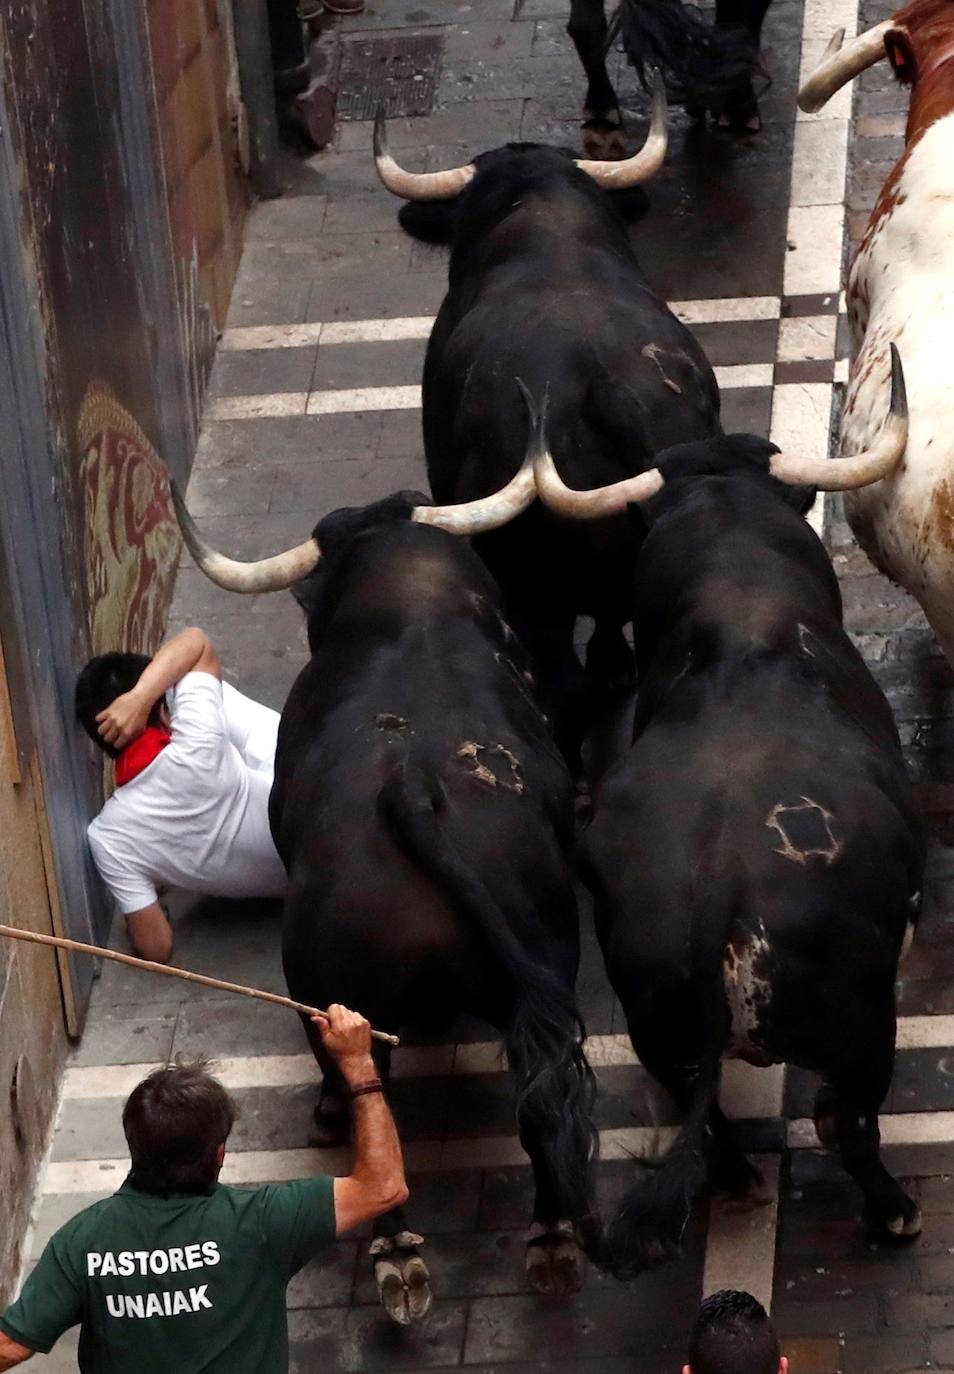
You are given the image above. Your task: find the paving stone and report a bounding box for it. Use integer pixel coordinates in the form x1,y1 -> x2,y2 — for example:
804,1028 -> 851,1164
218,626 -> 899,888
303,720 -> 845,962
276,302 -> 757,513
171,996 -> 307,1060
227,268 -> 313,327
185,465 -> 279,517
719,386 -> 774,439
779,1252 -> 918,1304
307,269 -> 447,321
689,319 -> 779,368
376,408 -> 424,458
444,20 -> 535,61
287,1243 -> 359,1309
335,101 -> 523,153
323,189 -> 417,234
312,338 -> 427,391
194,417 -> 343,470
400,1168 -> 483,1233
887,1050 -> 954,1115
841,1334 -> 928,1373
208,346 -> 318,400
306,149 -> 408,199
783,1336 -> 843,1374
885,1291 -> 954,1330
52,1093 -> 131,1161
29,1192 -> 112,1258
267,455 -> 429,516
776,1295 -> 879,1337
287,1307 -> 353,1373
932,1331 -> 954,1366
342,1300 -> 469,1370
69,1001 -> 178,1067
245,195 -> 329,242
463,1269 -> 701,1365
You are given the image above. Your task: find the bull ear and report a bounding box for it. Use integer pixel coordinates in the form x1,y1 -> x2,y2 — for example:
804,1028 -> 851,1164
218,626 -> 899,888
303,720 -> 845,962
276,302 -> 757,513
884,27 -> 916,84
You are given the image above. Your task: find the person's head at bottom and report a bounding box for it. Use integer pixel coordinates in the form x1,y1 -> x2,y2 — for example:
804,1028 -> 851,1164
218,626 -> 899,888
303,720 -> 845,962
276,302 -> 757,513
123,1058 -> 237,1195
684,1290 -> 787,1374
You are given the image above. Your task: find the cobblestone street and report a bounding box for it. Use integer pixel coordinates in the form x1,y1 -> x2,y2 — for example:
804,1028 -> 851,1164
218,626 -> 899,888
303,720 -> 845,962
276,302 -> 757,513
28,1 -> 954,1370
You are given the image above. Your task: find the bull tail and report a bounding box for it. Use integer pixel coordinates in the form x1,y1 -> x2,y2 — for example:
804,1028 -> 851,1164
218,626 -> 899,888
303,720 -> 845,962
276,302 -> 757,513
611,0 -> 758,104
604,1040 -> 723,1278
605,860 -> 736,1278
381,762 -> 600,1250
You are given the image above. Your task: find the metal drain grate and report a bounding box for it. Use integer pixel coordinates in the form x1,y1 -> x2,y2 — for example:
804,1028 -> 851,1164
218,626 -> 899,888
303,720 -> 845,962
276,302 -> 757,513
336,33 -> 443,121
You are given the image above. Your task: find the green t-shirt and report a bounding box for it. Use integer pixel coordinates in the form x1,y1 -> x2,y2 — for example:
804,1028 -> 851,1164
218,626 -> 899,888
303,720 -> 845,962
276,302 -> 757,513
0,1175 -> 335,1373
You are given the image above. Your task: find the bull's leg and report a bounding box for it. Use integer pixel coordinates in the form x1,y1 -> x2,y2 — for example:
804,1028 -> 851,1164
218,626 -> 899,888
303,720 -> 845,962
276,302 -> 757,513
518,1120 -> 588,1297
636,1038 -> 762,1201
365,1052 -> 433,1324
567,0 -> 626,159
301,1013 -> 351,1146
711,0 -> 772,131
814,1081 -> 921,1241
585,619 -> 635,694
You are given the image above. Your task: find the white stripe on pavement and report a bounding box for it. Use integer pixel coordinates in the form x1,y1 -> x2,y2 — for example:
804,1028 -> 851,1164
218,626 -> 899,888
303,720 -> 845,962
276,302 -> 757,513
64,1014 -> 952,1101
205,363 -> 777,425
703,1155 -> 780,1314
45,1103 -> 954,1202
217,300 -> 784,352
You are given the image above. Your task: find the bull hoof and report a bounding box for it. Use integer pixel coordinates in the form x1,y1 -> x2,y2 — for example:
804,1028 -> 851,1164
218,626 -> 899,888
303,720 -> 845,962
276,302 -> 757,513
371,1232 -> 432,1325
582,119 -> 627,161
882,1200 -> 922,1242
525,1220 -> 586,1297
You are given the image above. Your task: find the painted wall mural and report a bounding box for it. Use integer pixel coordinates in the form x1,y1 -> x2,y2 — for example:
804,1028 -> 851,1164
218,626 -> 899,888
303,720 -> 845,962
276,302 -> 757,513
78,383 -> 180,658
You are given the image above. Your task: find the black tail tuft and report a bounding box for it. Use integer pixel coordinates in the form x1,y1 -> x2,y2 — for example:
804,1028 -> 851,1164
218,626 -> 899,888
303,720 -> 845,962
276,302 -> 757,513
507,978 -> 601,1253
604,1048 -> 720,1279
611,0 -> 758,105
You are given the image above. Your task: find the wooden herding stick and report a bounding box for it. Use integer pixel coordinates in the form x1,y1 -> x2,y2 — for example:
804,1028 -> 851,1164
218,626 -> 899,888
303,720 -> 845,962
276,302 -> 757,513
0,924 -> 400,1046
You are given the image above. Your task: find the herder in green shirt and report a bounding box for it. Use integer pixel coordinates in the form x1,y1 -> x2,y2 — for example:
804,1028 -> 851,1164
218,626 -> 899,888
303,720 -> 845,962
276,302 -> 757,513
0,1004 -> 408,1372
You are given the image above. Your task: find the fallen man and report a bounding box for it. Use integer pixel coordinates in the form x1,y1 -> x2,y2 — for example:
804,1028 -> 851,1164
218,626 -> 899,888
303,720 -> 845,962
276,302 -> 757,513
75,627 -> 288,962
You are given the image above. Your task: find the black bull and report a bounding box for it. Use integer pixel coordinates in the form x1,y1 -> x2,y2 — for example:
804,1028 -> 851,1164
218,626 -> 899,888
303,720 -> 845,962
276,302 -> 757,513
394,142 -> 719,761
570,436 -> 925,1271
256,500 -> 597,1316
569,0 -> 775,156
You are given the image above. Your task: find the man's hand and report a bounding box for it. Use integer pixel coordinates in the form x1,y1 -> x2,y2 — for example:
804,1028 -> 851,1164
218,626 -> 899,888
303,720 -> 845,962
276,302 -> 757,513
96,688 -> 153,751
313,1005 -> 375,1088
94,628 -> 222,751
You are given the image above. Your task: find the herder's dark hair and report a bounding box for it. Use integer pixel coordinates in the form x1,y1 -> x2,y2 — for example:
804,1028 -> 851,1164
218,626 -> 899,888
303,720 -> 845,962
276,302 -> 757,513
123,1060 -> 238,1196
687,1290 -> 781,1374
75,652 -> 160,758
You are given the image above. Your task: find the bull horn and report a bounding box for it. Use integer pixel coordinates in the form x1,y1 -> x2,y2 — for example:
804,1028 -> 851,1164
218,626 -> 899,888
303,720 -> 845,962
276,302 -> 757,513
770,343 -> 908,489
575,69 -> 668,188
411,455 -> 537,535
798,21 -> 892,112
521,381 -> 663,519
374,106 -> 476,201
170,480 -> 321,592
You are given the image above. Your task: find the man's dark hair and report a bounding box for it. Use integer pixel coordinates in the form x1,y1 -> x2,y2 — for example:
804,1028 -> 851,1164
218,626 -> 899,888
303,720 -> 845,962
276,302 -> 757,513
687,1290 -> 781,1374
123,1059 -> 238,1196
75,652 -> 160,758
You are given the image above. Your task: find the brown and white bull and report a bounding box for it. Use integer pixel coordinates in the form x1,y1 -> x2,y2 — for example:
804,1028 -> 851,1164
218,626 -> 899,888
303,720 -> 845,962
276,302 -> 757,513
799,0 -> 954,659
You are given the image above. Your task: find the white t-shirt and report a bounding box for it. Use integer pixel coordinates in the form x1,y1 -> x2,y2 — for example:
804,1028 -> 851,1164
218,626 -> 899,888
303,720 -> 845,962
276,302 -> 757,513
87,673 -> 288,915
